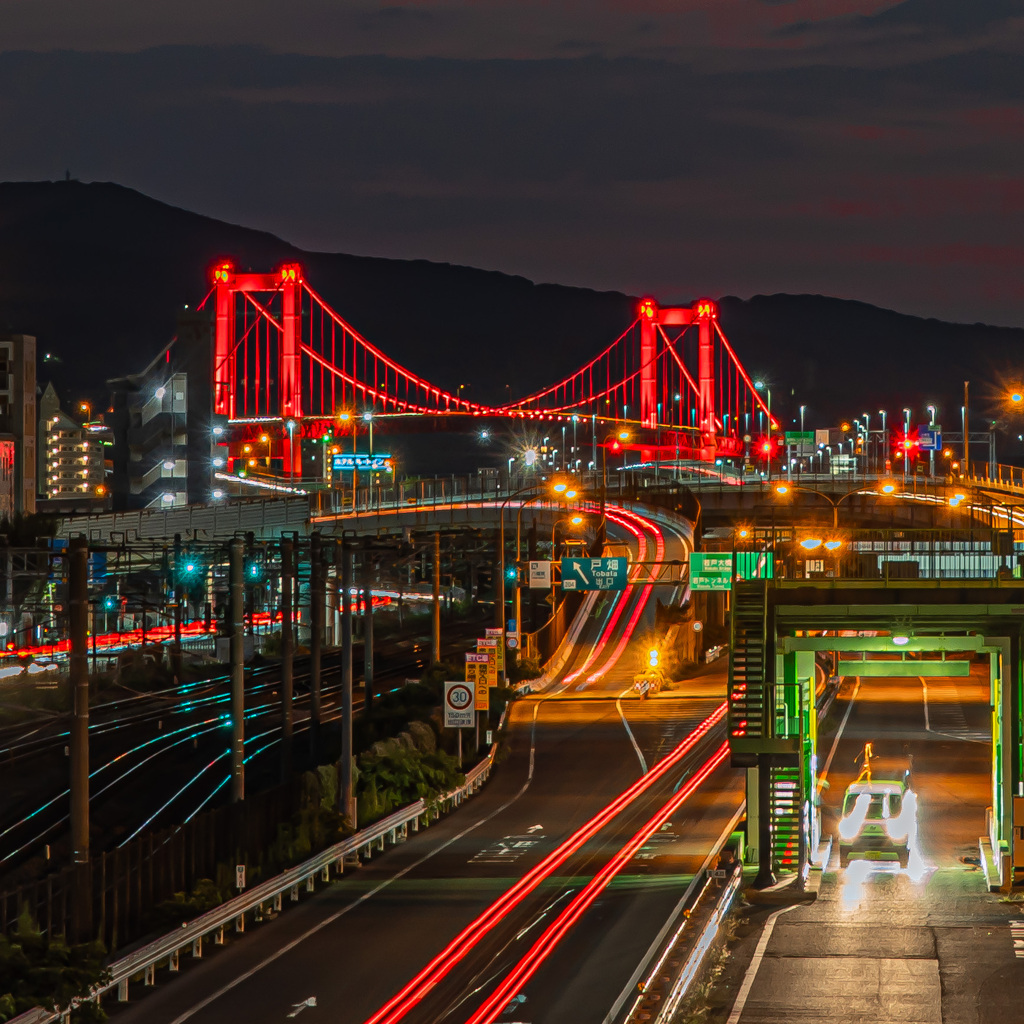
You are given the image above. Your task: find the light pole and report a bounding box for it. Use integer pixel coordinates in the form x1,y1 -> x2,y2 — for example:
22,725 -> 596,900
286,419 -> 296,489
755,381 -> 772,481
879,409 -> 888,473
775,479 -> 898,530
902,408 -> 911,486
927,405 -> 937,478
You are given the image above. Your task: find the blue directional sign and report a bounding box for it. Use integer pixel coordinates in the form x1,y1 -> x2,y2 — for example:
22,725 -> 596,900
561,556 -> 628,591
332,453 -> 393,472
917,427 -> 942,451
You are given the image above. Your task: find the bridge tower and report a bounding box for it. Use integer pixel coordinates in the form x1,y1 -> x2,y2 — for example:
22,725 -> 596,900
211,262 -> 303,476
638,297 -> 720,462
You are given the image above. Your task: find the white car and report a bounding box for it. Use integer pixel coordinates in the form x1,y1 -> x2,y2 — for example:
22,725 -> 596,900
838,756 -> 916,869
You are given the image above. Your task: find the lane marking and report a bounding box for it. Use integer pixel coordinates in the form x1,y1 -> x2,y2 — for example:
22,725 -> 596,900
724,903 -> 799,1024
817,677 -> 861,793
604,801 -> 746,1024
165,705 -> 542,1024
920,676 -> 989,745
616,686 -> 648,774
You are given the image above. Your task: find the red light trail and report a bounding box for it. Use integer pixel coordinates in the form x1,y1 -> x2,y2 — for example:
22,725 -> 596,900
361,703 -> 726,1024
463,742 -> 731,1024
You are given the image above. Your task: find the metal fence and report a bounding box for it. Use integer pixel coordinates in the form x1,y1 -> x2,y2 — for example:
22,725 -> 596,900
7,744 -> 498,1024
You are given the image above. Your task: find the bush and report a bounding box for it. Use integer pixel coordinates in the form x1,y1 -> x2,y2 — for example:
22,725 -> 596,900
152,879 -> 229,928
0,909 -> 109,1022
356,746 -> 464,824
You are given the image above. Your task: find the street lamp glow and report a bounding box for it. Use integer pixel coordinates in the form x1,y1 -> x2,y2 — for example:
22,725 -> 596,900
775,484 -> 789,495
552,482 -> 567,493
800,537 -> 823,549
1012,393 -> 1023,404
564,489 -> 578,500
824,540 -> 843,551
570,515 -> 584,525
892,634 -> 910,646
618,430 -> 630,441
880,482 -> 896,494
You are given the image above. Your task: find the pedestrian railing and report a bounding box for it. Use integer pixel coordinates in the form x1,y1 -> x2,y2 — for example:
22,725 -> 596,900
8,747 -> 498,1024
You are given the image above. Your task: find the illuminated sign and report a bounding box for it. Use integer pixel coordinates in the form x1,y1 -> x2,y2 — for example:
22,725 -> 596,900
331,453 -> 393,472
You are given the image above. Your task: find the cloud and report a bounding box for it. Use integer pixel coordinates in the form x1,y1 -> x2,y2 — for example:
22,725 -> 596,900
1,36 -> 1023,324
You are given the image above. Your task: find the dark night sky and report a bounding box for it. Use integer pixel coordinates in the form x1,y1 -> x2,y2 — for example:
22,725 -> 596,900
2,1 -> 1024,325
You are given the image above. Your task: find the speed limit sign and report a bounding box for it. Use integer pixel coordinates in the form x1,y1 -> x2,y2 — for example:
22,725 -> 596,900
444,681 -> 475,728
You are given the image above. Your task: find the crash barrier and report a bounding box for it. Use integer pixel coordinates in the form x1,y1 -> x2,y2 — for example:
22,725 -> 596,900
8,741 -> 500,1024
608,805 -> 745,1024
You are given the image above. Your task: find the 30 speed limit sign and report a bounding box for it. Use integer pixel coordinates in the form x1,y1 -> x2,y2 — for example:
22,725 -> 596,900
444,681 -> 475,728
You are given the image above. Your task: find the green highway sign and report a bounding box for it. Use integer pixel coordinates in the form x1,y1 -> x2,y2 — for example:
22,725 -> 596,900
690,552 -> 733,591
560,556 -> 628,591
784,431 -> 814,444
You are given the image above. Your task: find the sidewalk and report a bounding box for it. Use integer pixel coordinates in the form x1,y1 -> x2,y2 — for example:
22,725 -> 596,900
709,862 -> 1022,1024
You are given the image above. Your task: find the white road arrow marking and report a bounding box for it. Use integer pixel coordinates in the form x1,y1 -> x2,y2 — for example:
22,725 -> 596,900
287,997 -> 317,1018
527,824 -> 543,833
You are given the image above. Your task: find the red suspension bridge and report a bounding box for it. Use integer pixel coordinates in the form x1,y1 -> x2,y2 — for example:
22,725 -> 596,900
203,262 -> 777,473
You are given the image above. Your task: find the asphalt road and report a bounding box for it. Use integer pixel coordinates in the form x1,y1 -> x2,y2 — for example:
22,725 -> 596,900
110,691 -> 734,1024
718,660 -> 1021,1024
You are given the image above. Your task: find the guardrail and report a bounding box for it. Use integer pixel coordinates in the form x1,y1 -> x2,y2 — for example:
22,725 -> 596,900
610,805 -> 746,1024
9,744 -> 499,1024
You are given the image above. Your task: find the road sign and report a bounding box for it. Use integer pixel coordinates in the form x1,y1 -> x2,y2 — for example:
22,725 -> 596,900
528,561 -> 552,588
917,427 -> 942,451
507,618 -> 517,632
331,453 -> 394,472
444,681 -> 475,727
235,864 -> 246,891
560,556 -> 628,591
506,634 -> 519,649
690,552 -> 733,591
784,431 -> 814,444
476,639 -> 500,682
465,654 -> 490,712
484,627 -> 502,639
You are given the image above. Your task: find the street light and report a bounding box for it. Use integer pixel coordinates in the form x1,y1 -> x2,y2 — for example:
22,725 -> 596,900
774,480 -> 898,529
755,381 -> 773,480
286,419 -> 296,489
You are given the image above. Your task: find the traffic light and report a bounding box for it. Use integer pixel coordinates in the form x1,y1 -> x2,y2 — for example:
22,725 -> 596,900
103,595 -> 116,611
647,648 -> 660,669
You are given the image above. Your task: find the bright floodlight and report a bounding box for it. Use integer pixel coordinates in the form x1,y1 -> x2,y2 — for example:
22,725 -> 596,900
824,540 -> 842,551
800,538 -> 822,550
775,484 -> 789,495
892,635 -> 910,646
571,515 -> 584,525
552,482 -> 567,493
564,489 -> 577,500
1012,393 -> 1023,403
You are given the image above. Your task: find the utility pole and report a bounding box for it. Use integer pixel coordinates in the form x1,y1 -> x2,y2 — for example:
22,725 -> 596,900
172,533 -> 183,678
338,540 -> 355,825
362,538 -> 374,712
68,535 -> 91,939
229,538 -> 245,802
309,532 -> 324,762
280,535 -> 295,780
432,531 -> 441,665
963,380 -> 970,477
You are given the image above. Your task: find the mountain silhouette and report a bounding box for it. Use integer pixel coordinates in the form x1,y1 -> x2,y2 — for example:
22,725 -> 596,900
1,180 -> 1020,442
